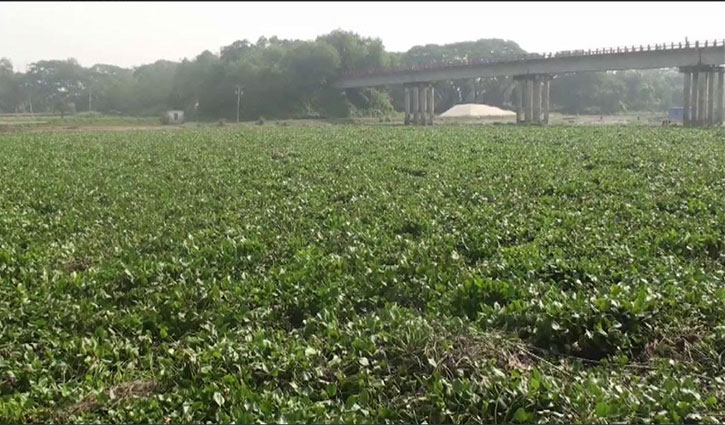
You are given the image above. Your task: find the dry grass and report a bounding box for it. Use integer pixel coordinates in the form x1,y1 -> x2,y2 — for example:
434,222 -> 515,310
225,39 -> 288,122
51,380 -> 156,422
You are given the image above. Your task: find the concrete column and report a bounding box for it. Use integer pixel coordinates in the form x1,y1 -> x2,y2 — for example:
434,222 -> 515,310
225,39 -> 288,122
532,76 -> 542,124
529,77 -> 535,124
524,78 -> 533,123
543,77 -> 551,125
682,71 -> 691,126
427,85 -> 435,125
412,86 -> 420,125
516,80 -> 524,123
404,86 -> 411,125
707,71 -> 715,126
691,72 -> 700,125
419,84 -> 427,125
718,69 -> 724,126
698,70 -> 708,126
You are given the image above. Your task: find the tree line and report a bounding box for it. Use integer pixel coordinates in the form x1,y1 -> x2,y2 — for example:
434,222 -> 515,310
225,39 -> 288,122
0,30 -> 683,120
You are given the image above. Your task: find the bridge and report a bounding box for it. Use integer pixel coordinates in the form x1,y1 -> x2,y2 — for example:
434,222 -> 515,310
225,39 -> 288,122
332,40 -> 725,127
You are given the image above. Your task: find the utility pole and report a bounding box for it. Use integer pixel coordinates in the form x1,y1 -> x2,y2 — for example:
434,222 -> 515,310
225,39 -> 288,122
88,88 -> 92,112
235,85 -> 243,123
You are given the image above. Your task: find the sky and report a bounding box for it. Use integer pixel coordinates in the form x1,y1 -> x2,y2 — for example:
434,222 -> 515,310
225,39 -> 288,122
1,1 -> 723,71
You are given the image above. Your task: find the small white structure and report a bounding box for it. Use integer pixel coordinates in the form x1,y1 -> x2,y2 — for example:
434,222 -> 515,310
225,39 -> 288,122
440,103 -> 516,118
161,110 -> 184,125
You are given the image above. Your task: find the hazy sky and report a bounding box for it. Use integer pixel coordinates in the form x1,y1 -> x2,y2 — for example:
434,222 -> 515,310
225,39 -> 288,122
1,1 -> 723,71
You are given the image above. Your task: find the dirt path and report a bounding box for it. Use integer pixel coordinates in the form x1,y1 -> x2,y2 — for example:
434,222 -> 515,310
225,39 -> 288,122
27,125 -> 185,133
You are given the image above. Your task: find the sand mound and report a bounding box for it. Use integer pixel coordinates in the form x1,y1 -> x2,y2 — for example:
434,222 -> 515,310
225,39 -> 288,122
440,103 -> 516,118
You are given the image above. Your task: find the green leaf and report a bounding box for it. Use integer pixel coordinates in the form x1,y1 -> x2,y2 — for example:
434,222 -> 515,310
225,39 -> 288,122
513,407 -> 534,423
326,383 -> 337,397
213,391 -> 225,407
595,401 -> 610,417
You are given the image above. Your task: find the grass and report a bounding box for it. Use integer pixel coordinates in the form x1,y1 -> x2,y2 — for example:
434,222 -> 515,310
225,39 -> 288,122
0,125 -> 723,423
0,114 -> 161,131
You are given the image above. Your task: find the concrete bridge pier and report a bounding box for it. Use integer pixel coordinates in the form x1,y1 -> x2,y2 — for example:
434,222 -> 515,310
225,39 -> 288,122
418,85 -> 425,125
516,83 -> 524,123
412,85 -> 420,125
543,77 -> 551,124
699,69 -> 709,126
715,67 -> 725,125
426,84 -> 435,125
514,74 -> 551,125
403,83 -> 435,126
532,76 -> 542,124
683,71 -> 692,126
692,71 -> 700,126
527,78 -> 534,122
403,86 -> 410,125
404,86 -> 411,125
680,66 -> 724,127
707,71 -> 715,126
521,78 -> 532,122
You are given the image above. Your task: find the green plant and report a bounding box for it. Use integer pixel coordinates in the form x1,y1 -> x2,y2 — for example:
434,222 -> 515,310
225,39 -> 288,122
0,125 -> 723,423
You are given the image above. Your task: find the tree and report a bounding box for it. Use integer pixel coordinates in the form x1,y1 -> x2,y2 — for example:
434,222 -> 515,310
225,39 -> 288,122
132,60 -> 178,115
0,58 -> 21,113
86,64 -> 136,114
25,59 -> 86,112
316,30 -> 394,116
54,101 -> 75,118
317,30 -> 390,72
282,41 -> 340,116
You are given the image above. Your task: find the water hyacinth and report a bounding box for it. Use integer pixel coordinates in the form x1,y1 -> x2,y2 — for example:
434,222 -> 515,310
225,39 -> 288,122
0,125 -> 723,423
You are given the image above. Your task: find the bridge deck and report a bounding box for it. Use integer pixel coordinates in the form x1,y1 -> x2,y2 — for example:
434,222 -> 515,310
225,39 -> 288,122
333,42 -> 725,89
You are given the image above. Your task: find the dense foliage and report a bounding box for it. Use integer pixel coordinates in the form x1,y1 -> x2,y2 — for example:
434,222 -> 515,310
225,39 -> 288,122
0,31 -> 683,120
551,70 -> 683,115
1,125 -> 724,423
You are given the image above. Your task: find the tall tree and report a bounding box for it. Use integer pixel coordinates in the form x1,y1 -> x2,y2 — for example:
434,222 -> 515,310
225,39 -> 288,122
0,58 -> 20,113
24,59 -> 86,112
132,60 -> 178,115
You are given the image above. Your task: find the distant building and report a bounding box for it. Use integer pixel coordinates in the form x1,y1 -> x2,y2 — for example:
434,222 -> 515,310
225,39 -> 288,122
161,110 -> 184,125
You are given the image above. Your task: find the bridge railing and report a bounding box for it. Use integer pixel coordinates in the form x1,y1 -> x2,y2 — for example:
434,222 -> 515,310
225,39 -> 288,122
339,39 -> 725,80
